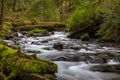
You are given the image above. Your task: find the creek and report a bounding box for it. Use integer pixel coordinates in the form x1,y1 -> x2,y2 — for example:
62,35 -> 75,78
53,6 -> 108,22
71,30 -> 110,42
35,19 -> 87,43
19,31 -> 120,80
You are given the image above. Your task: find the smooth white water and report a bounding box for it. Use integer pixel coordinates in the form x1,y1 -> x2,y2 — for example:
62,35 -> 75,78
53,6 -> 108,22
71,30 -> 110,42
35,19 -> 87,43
54,61 -> 120,80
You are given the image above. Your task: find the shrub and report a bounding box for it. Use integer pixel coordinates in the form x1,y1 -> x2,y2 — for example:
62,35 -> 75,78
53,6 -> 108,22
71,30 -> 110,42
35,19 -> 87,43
67,6 -> 105,38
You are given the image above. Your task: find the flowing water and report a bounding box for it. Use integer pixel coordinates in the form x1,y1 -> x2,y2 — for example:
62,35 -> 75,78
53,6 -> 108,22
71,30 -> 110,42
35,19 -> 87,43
19,31 -> 120,80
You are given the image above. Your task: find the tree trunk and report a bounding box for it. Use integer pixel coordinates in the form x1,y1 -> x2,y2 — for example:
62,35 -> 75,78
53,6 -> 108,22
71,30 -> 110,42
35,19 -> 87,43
43,0 -> 46,22
58,0 -> 63,22
13,0 -> 16,12
0,0 -> 4,29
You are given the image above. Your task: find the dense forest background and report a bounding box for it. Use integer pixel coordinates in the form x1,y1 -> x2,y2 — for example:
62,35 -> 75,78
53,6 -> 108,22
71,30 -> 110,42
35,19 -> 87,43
0,0 -> 120,42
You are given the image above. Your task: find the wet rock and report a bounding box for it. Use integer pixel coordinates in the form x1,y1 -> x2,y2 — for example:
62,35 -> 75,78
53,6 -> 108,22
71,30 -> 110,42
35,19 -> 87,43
31,41 -> 36,44
81,33 -> 90,41
64,29 -> 69,32
114,53 -> 120,61
5,35 -> 13,40
43,47 -> 52,50
90,64 -> 120,74
78,55 -> 91,62
50,31 -> 54,35
26,50 -> 41,54
70,46 -> 80,50
67,55 -> 79,61
89,54 -> 109,63
41,40 -> 48,43
89,57 -> 107,63
20,31 -> 27,35
32,41 -> 42,45
52,56 -> 68,61
53,42 -> 63,50
67,35 -> 70,38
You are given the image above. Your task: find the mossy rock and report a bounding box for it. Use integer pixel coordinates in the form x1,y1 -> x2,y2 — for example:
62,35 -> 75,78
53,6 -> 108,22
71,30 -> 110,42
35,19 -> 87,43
11,22 -> 24,27
0,31 -> 5,39
27,28 -> 49,36
0,43 -> 57,80
43,74 -> 57,80
0,72 -> 6,80
91,64 -> 120,74
81,33 -> 90,41
0,22 -> 16,39
1,56 -> 57,80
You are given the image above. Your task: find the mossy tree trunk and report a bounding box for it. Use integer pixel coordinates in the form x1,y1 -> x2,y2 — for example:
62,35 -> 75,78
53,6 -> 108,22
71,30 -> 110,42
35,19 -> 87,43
12,0 -> 16,12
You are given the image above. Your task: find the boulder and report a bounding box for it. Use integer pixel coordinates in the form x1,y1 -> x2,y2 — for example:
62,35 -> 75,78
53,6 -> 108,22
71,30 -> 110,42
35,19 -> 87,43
41,40 -> 48,43
81,33 -> 90,41
52,56 -> 67,61
90,64 -> 120,74
53,42 -> 63,50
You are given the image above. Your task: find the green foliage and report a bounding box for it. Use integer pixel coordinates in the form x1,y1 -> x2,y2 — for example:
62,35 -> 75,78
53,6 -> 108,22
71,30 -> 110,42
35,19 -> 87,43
67,0 -> 120,42
96,0 -> 120,42
67,4 -> 105,38
26,0 -> 58,22
68,5 -> 106,29
0,31 -> 5,39
26,0 -> 42,20
0,22 -> 14,39
97,14 -> 120,42
67,9 -> 86,29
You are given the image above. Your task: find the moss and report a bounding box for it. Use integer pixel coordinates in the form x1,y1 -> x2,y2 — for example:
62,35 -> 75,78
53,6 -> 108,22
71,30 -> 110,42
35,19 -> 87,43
0,72 -> 6,80
1,56 -> 57,80
0,44 -> 17,58
0,31 -> 5,39
0,22 -> 16,39
43,74 -> 56,80
27,28 -> 48,36
4,22 -> 13,30
11,22 -> 24,27
0,43 -> 57,80
29,28 -> 46,34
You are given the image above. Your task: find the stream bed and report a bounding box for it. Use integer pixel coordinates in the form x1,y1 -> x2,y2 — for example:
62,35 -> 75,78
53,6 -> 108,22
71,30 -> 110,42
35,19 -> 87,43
19,31 -> 120,80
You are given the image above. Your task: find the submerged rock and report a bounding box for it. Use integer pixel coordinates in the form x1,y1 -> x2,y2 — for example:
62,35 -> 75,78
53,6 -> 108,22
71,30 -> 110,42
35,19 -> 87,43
52,56 -> 68,61
90,64 -> 120,74
41,40 -> 48,43
53,42 -> 63,50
